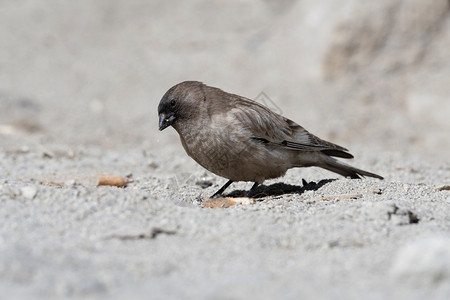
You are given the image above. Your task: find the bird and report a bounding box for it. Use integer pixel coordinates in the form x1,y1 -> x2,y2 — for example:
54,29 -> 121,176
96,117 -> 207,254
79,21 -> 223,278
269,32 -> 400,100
158,81 -> 383,198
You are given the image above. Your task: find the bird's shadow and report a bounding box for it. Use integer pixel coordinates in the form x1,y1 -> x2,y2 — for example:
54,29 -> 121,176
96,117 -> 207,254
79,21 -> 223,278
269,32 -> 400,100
224,179 -> 336,199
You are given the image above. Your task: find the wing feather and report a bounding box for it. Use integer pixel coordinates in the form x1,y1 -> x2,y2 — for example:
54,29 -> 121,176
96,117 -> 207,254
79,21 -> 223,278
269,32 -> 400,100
228,96 -> 352,157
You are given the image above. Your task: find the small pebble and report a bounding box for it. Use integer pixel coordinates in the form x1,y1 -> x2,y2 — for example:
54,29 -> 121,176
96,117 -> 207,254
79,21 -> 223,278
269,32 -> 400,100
64,180 -> 76,187
21,186 -> 38,199
196,180 -> 213,189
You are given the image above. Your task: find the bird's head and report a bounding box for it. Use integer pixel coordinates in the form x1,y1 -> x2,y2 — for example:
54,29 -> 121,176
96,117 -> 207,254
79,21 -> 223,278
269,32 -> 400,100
158,81 -> 205,131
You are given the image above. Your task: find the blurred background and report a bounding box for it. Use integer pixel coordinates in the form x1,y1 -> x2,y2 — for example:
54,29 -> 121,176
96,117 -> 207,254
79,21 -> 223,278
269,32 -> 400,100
1,0 -> 449,160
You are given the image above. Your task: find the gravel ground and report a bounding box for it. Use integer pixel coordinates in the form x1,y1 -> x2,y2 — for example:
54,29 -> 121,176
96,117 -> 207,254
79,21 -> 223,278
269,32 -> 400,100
1,135 -> 449,299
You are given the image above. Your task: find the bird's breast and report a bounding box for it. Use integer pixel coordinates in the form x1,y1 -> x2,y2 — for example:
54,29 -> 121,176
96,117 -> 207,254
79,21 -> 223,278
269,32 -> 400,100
175,122 -> 293,182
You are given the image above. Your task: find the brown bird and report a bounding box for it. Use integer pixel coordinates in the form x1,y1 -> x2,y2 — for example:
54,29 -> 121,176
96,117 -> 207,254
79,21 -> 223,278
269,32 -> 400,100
158,81 -> 383,197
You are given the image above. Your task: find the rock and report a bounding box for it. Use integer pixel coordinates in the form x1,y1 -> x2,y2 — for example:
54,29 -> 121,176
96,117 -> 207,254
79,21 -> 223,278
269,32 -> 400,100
64,180 -> 76,187
323,0 -> 450,76
387,204 -> 419,225
390,238 -> 450,285
20,186 -> 38,200
195,180 -> 213,189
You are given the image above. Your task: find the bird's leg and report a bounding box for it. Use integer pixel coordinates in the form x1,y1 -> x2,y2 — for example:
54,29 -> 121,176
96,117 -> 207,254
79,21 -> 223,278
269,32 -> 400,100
210,180 -> 233,198
246,182 -> 259,197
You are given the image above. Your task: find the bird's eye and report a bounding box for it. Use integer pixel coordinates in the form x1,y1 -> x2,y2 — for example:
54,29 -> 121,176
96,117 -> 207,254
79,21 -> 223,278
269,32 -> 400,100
170,99 -> 176,107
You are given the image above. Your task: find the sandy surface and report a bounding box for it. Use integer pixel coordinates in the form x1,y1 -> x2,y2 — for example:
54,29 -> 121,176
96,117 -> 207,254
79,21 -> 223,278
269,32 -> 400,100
1,1 -> 450,299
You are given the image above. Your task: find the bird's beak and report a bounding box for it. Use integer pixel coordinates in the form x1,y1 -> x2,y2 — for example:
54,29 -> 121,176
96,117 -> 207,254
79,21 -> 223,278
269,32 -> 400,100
158,113 -> 176,131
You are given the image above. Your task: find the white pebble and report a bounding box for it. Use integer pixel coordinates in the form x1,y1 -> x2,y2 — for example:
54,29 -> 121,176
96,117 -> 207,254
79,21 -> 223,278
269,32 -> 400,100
21,186 -> 38,200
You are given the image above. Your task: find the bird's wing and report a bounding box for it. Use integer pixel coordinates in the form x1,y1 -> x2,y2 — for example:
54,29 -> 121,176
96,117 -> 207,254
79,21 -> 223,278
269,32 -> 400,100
230,97 -> 353,158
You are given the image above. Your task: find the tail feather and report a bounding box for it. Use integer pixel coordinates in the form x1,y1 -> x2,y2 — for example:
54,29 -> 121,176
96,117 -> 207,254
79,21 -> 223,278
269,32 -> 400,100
320,149 -> 354,159
321,158 -> 383,180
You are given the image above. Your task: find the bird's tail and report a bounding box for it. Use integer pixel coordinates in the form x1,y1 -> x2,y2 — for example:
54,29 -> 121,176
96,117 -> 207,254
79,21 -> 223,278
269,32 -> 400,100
320,157 -> 383,180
